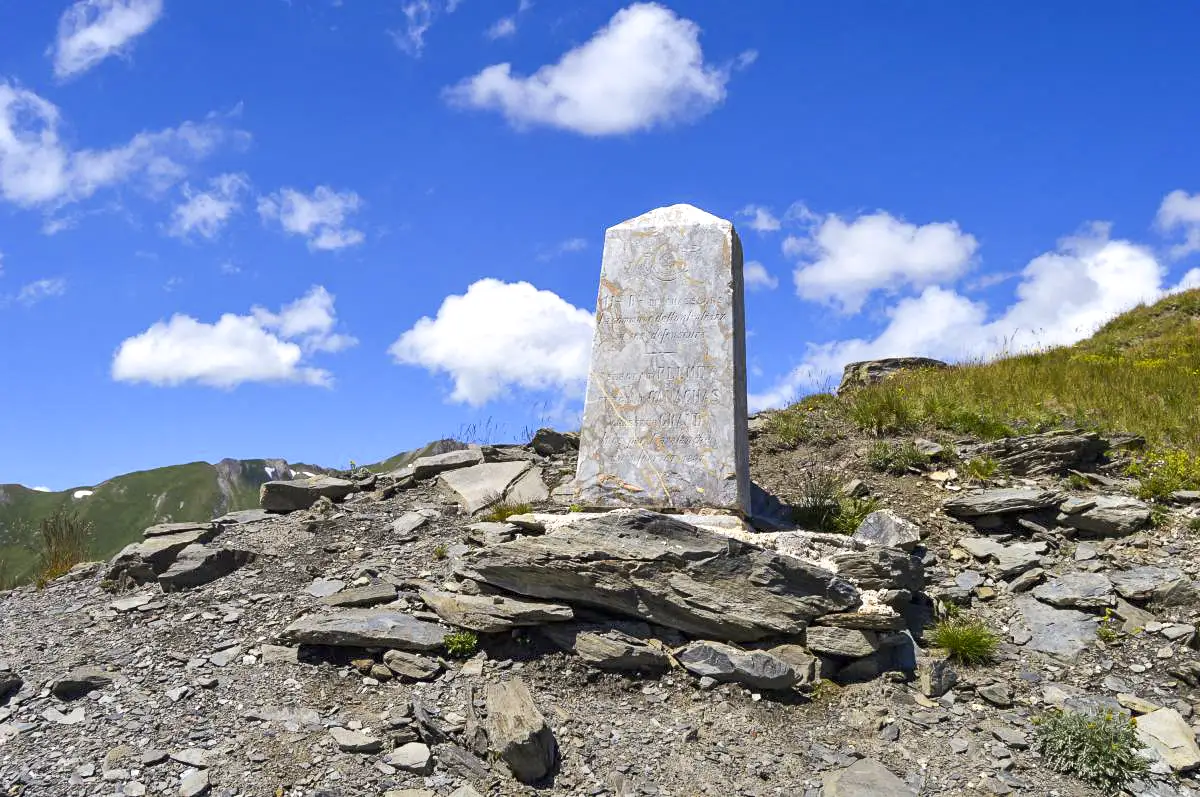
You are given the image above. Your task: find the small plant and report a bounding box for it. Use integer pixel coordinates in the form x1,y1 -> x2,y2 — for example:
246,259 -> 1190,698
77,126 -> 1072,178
927,616 -> 1000,665
807,678 -> 841,702
1096,608 -> 1121,644
1188,516 -> 1200,533
1067,472 -> 1091,490
35,508 -> 92,587
963,456 -> 1000,483
481,501 -> 532,523
1149,505 -> 1170,528
1033,709 -> 1147,795
791,469 -> 841,530
568,504 -> 584,513
432,543 -> 448,561
829,496 -> 882,535
867,441 -> 928,475
443,630 -> 479,658
1129,448 -> 1200,500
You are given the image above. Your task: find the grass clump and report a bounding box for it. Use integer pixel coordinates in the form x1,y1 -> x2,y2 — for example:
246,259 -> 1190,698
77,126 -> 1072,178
1033,709 -> 1147,795
867,441 -> 928,475
1188,516 -> 1200,533
829,496 -> 882,535
443,630 -> 479,658
764,394 -> 845,447
481,501 -> 532,523
790,469 -> 882,534
432,543 -> 449,561
1127,448 -> 1200,500
35,508 -> 92,587
847,388 -> 916,436
927,616 -> 1000,665
962,456 -> 1000,483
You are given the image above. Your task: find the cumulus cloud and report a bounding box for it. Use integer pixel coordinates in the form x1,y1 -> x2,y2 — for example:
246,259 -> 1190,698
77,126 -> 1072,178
738,205 -> 780,233
445,3 -> 743,136
258,186 -> 365,251
51,0 -> 164,80
389,278 -> 594,405
112,286 -> 356,388
168,172 -> 249,239
751,223 -> 1197,411
536,237 -> 587,261
1157,189 -> 1200,259
743,260 -> 778,291
783,207 -> 979,314
0,80 -> 241,210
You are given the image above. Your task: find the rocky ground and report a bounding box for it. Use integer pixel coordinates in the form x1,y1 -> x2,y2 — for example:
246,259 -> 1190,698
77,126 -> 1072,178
3,425 -> 1200,797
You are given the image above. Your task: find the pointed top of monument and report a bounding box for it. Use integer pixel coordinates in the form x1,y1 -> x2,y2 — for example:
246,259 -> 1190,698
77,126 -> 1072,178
610,204 -> 731,231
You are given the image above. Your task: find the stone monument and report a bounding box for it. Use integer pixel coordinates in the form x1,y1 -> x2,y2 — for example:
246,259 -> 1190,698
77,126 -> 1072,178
574,204 -> 751,513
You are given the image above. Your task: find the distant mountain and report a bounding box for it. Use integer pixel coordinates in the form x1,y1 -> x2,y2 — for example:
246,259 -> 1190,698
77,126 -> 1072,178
0,458 -> 317,585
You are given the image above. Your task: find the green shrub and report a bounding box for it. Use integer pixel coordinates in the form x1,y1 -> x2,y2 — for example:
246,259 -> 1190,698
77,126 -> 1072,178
867,441 -> 928,475
1033,710 -> 1147,795
443,630 -> 479,658
927,617 -> 1000,665
1067,472 -> 1091,490
432,543 -> 449,561
481,501 -> 532,523
829,496 -> 882,535
962,456 -> 999,483
1188,516 -> 1200,533
36,508 -> 92,587
1129,448 -> 1200,500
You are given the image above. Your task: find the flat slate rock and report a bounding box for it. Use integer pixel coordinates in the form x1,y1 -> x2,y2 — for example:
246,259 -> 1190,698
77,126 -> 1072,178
540,624 -> 669,672
260,476 -> 356,513
212,508 -> 273,526
1032,572 -> 1115,609
419,589 -> 573,633
943,488 -> 1061,517
307,578 -> 346,598
412,448 -> 484,479
319,581 -> 397,608
677,641 -> 798,690
52,666 -> 114,700
107,526 -> 223,582
1136,708 -> 1200,772
158,544 -> 255,592
456,509 -> 860,642
822,758 -> 917,796
280,608 -> 446,651
1057,494 -> 1151,537
440,461 -> 532,514
143,521 -> 215,539
851,510 -> 922,551
1110,566 -> 1190,603
486,678 -> 556,784
392,512 -> 430,538
1010,596 -> 1096,659
805,627 -> 881,658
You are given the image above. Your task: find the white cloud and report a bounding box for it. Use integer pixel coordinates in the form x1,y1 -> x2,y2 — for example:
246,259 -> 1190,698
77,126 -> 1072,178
16,278 -> 67,306
784,207 -> 979,314
445,2 -> 737,136
1157,189 -> 1200,259
0,80 -> 240,210
389,278 -> 594,405
257,186 -> 365,251
743,260 -> 777,291
1176,268 -> 1200,291
168,172 -> 249,239
30,486 -> 52,492
51,0 -> 164,80
391,0 -> 462,56
738,205 -> 780,233
536,236 -> 587,261
112,286 -> 356,388
487,16 -> 517,39
751,223 -> 1193,411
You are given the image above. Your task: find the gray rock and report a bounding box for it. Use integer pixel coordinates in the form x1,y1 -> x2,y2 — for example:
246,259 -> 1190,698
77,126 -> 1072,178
838,357 -> 948,394
978,682 -> 1013,707
818,610 -> 906,631
383,649 -> 443,680
1011,596 -> 1096,659
1032,572 -> 1115,609
805,627 -> 880,658
465,522 -> 517,546
143,521 -> 215,539
420,588 -> 573,632
943,488 -> 1062,517
0,672 -> 22,704
392,512 -> 430,538
965,430 -> 1108,477
676,641 -> 799,690
1110,566 -> 1191,604
822,757 -> 916,796
959,537 -> 1046,577
157,544 -> 255,592
307,578 -> 346,598
412,448 -> 484,479
1056,494 -> 1151,537
530,428 -> 577,457
541,624 -> 669,672
1135,708 -> 1200,772
456,509 -> 860,641
52,666 -> 114,700
107,526 -> 223,583
385,742 -> 434,774
851,510 -> 922,551
1007,567 -> 1045,592
280,608 -> 446,651
574,205 -> 750,513
329,726 -> 383,753
244,706 -> 322,730
440,461 -> 532,514
486,678 -> 556,784
260,475 -> 356,513
170,749 -> 211,768
505,466 -> 550,504
918,657 -> 957,698
111,593 -> 153,612
211,508 -> 273,526
319,581 -> 397,608
955,570 -> 985,590
831,548 -> 923,593
178,770 -> 209,797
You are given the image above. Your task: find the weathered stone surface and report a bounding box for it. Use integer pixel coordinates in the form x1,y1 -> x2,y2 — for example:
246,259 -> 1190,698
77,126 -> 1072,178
157,544 -> 255,592
505,466 -> 549,504
677,641 -> 798,690
260,476 -> 356,512
964,430 -> 1108,477
1056,494 -> 1151,537
831,548 -> 923,593
107,526 -> 222,582
419,589 -> 573,633
318,581 -> 397,608
0,672 -> 22,704
178,770 -> 209,797
280,609 -> 446,651
530,428 -> 577,457
307,578 -> 345,598
1032,572 -> 1115,609
383,649 -> 443,680
440,461 -> 532,514
411,447 -> 483,479
818,609 -> 906,631
456,509 -> 860,642
851,510 -> 922,551
52,666 -> 114,700
918,657 -> 958,698
486,678 -> 556,783
943,488 -> 1061,517
465,522 -> 517,546
329,727 -> 383,753
1110,566 -> 1191,604
1136,708 -> 1200,772
392,512 -> 430,538
541,623 -> 670,672
805,627 -> 880,658
837,357 -> 948,395
958,537 -> 1046,577
765,644 -> 818,685
143,521 -> 214,539
1011,596 -> 1096,659
574,204 -> 750,512
386,742 -> 434,774
822,757 -> 917,796
212,508 -> 273,526
244,706 -> 322,729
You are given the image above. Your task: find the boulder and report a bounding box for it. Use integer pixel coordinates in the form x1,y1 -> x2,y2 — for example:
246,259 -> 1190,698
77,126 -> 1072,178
530,428 -> 578,457
917,657 -> 957,698
52,666 -> 114,700
944,488 -> 1061,517
831,548 -> 923,593
1010,596 -> 1096,660
1110,566 -> 1192,604
851,510 -> 922,551
384,742 -> 434,774
958,537 -> 1046,577
964,430 -> 1108,476
677,641 -> 799,690
765,644 -> 818,685
505,467 -> 550,504
158,544 -> 255,592
143,521 -> 215,539
391,512 -> 430,538
805,627 -> 881,659
1056,495 -> 1151,537
107,526 -> 222,583
1031,572 -> 1115,610
329,727 -> 383,754
1136,708 -> 1200,772
837,357 -> 948,394
419,589 -> 573,633
382,650 -> 443,681
411,448 -> 484,479
822,758 -> 917,796
541,624 -> 669,672
486,678 -> 556,784
440,461 -> 533,514
456,509 -> 860,642
260,476 -> 356,513
280,609 -> 446,651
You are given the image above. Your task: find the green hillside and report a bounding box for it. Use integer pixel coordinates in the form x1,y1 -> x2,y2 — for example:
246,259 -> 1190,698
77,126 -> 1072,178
0,458 -> 292,586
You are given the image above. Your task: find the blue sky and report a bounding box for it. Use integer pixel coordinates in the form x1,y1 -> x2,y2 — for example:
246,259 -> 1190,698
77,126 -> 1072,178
2,0 -> 1199,490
